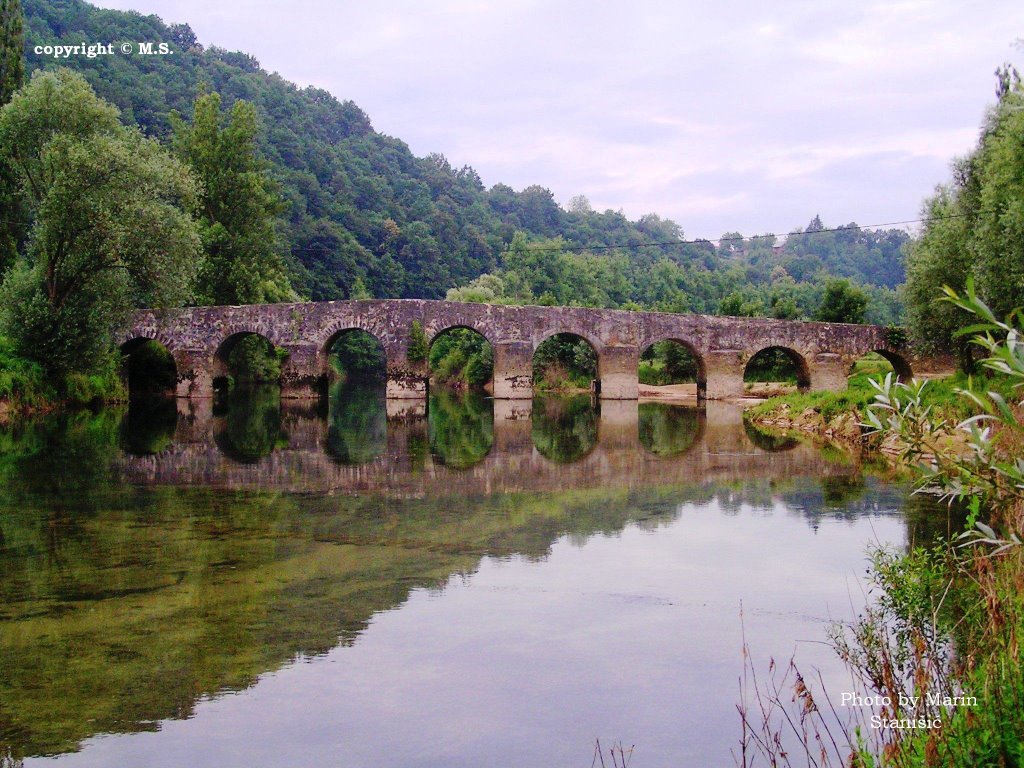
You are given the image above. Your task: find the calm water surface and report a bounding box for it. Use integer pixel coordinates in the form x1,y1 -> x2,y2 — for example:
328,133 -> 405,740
0,385 -> 955,767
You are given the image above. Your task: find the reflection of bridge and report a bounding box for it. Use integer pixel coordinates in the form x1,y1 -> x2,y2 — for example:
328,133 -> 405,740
116,400 -> 859,495
123,299 -> 914,400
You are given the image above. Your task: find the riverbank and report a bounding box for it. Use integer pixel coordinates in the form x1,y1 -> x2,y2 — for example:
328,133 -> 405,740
0,338 -> 126,424
742,371 -> 1018,456
743,363 -> 1024,767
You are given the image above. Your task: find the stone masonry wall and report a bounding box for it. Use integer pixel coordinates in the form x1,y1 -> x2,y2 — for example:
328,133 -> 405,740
122,299 -> 914,400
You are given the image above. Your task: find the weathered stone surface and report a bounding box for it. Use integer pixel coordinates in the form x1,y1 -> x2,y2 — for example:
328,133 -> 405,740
122,299 -> 919,400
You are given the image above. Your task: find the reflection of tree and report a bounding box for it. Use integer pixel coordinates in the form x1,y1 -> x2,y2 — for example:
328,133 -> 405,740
0,407 -> 954,761
428,389 -> 493,468
743,421 -> 799,452
532,395 -> 598,462
638,403 -> 702,456
120,399 -> 177,455
214,385 -> 283,462
326,381 -> 386,464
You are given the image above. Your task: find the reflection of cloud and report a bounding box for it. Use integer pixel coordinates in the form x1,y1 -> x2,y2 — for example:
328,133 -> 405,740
96,0 -> 1024,237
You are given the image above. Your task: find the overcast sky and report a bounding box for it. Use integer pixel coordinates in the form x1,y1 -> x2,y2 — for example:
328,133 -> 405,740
96,0 -> 1024,240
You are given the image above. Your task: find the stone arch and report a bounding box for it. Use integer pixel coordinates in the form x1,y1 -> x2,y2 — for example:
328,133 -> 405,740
639,337 -> 707,399
532,331 -> 600,392
872,349 -> 913,381
428,324 -> 494,391
119,336 -> 178,399
743,345 -> 811,392
535,327 -> 603,355
213,330 -> 283,390
320,326 -> 388,380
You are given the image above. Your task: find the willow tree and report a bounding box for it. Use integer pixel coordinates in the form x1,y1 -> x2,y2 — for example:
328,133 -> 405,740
0,69 -> 201,376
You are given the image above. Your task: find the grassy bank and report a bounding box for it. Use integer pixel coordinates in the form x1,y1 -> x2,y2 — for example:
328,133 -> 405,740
0,336 -> 126,419
744,370 -> 1019,446
742,293 -> 1024,766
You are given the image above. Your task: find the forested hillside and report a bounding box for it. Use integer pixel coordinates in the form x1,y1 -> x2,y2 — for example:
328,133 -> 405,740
22,0 -> 906,321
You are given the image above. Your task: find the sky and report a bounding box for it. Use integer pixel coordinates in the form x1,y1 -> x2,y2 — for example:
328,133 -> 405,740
95,0 -> 1024,240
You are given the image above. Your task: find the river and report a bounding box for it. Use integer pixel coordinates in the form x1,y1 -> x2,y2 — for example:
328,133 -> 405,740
0,384 -> 955,766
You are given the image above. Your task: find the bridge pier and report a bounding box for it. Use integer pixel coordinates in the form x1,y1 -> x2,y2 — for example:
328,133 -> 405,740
493,341 -> 534,400
598,345 -> 640,399
385,346 -> 429,399
173,349 -> 214,399
808,356 -> 849,393
704,350 -> 745,400
280,344 -> 323,399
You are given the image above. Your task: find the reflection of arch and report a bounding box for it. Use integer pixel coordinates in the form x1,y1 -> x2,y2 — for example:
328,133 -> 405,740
119,398 -> 178,455
321,327 -> 387,380
428,390 -> 494,469
744,346 -> 811,391
213,387 -> 282,462
872,349 -> 913,381
120,336 -> 178,399
531,394 -> 599,463
325,381 -> 387,464
640,337 -> 707,399
638,403 -> 706,458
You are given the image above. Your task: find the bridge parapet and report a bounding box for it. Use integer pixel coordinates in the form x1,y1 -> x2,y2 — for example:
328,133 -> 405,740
122,299 -> 917,401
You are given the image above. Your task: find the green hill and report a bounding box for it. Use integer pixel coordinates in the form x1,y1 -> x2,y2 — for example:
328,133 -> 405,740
21,0 -> 907,321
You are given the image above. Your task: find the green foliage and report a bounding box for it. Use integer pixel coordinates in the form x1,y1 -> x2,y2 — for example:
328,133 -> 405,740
865,282 -> 1024,512
329,329 -> 385,381
533,334 -> 596,390
905,75 -> 1024,367
406,321 -> 427,363
814,278 -> 869,323
0,0 -> 23,106
639,341 -> 698,385
428,328 -> 492,389
226,335 -> 286,385
171,91 -> 294,305
0,69 -> 200,378
743,348 -> 803,384
0,332 -> 49,407
19,0 -> 909,312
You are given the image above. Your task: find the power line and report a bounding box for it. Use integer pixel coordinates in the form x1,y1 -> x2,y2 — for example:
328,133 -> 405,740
512,214 -> 970,254
0,210 -> 973,256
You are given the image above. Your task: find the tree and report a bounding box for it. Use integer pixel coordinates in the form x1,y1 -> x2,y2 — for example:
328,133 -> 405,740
0,0 -> 23,269
0,0 -> 22,106
904,71 -> 1024,368
814,278 -> 868,323
0,69 -> 201,376
171,92 -> 294,306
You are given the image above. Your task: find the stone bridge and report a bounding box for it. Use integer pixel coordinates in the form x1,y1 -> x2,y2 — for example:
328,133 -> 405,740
122,299 -> 914,400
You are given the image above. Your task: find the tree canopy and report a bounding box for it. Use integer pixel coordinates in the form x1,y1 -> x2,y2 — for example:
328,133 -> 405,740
904,71 -> 1024,366
0,69 -> 200,375
171,92 -> 294,305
